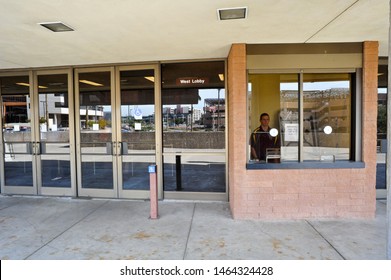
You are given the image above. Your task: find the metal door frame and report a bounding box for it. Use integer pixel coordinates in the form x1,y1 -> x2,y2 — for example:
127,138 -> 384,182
0,69 -> 76,196
34,68 -> 76,196
0,71 -> 36,194
74,65 -> 161,199
75,66 -> 117,198
116,64 -> 162,199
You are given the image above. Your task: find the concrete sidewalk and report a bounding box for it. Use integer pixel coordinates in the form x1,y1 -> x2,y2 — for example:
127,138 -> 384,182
0,195 -> 387,260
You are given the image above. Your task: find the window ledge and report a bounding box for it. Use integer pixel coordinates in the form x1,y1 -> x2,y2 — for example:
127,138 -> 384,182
246,161 -> 365,170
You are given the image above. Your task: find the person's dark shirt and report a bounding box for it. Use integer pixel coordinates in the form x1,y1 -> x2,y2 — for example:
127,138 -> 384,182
250,126 -> 280,160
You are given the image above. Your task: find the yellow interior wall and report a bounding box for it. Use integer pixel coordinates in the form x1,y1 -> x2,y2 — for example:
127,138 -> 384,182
249,74 -> 281,131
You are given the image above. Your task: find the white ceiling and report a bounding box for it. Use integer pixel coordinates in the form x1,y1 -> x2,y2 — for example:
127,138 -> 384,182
0,0 -> 389,70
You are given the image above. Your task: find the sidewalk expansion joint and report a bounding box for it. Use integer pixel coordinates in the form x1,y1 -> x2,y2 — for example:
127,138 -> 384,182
23,200 -> 110,260
305,220 -> 346,260
182,202 -> 196,260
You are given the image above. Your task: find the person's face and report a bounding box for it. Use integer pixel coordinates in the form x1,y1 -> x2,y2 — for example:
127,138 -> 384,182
260,115 -> 270,127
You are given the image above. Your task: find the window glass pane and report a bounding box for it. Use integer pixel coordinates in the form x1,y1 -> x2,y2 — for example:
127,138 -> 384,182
1,75 -> 33,186
78,71 -> 113,189
161,61 -> 226,193
303,73 -> 351,161
248,74 -> 299,163
119,69 -> 155,191
38,74 -> 71,188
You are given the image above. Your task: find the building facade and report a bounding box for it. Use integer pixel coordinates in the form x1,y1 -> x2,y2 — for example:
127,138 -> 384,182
0,41 -> 380,220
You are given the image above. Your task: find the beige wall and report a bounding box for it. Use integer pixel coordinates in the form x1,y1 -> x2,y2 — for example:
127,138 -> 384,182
228,42 -> 378,219
248,74 -> 280,131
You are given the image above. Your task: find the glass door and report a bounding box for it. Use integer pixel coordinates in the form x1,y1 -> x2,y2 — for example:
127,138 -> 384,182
35,70 -> 76,196
1,70 -> 75,196
1,73 -> 35,194
116,65 -> 160,199
75,67 -> 117,198
75,66 -> 159,199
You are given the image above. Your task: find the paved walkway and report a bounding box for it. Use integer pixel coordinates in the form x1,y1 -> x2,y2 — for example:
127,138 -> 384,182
0,195 -> 388,260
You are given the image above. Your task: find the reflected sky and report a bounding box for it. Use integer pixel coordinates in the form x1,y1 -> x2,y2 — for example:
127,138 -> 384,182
115,88 -> 226,116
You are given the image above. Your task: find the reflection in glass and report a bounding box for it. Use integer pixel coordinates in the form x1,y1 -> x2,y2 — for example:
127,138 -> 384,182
38,74 -> 71,188
120,69 -> 156,191
1,75 -> 33,186
161,61 -> 226,192
280,74 -> 299,162
163,153 -> 225,192
303,73 -> 351,161
3,144 -> 33,186
248,74 -> 299,162
79,71 -> 113,189
41,154 -> 70,188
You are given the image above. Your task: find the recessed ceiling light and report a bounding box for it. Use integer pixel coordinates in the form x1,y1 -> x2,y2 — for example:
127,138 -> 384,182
16,82 -> 47,88
38,21 -> 74,32
217,7 -> 247,20
79,80 -> 103,87
16,82 -> 30,87
144,76 -> 155,82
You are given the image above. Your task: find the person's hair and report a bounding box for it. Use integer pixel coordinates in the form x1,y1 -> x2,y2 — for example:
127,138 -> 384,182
260,113 -> 269,121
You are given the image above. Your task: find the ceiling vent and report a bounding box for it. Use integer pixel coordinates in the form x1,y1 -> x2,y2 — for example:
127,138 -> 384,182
38,21 -> 74,32
217,7 -> 247,20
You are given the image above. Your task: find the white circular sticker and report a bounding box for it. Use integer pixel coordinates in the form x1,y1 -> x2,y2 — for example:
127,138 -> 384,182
269,128 -> 278,137
323,125 -> 333,134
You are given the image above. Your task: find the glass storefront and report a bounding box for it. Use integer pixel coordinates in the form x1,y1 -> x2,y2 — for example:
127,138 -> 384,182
0,61 -> 227,200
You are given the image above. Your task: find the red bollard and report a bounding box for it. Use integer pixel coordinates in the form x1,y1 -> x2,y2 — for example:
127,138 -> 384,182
148,165 -> 158,219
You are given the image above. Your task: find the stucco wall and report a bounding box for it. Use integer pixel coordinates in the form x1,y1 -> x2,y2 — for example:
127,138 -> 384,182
228,42 -> 378,219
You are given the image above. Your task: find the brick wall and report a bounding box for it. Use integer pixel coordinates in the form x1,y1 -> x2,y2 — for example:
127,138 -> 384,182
228,42 -> 378,219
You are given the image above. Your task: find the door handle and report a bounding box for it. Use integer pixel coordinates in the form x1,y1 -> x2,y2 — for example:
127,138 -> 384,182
38,142 -> 46,155
120,142 -> 128,155
26,142 -> 34,155
106,142 -> 114,155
